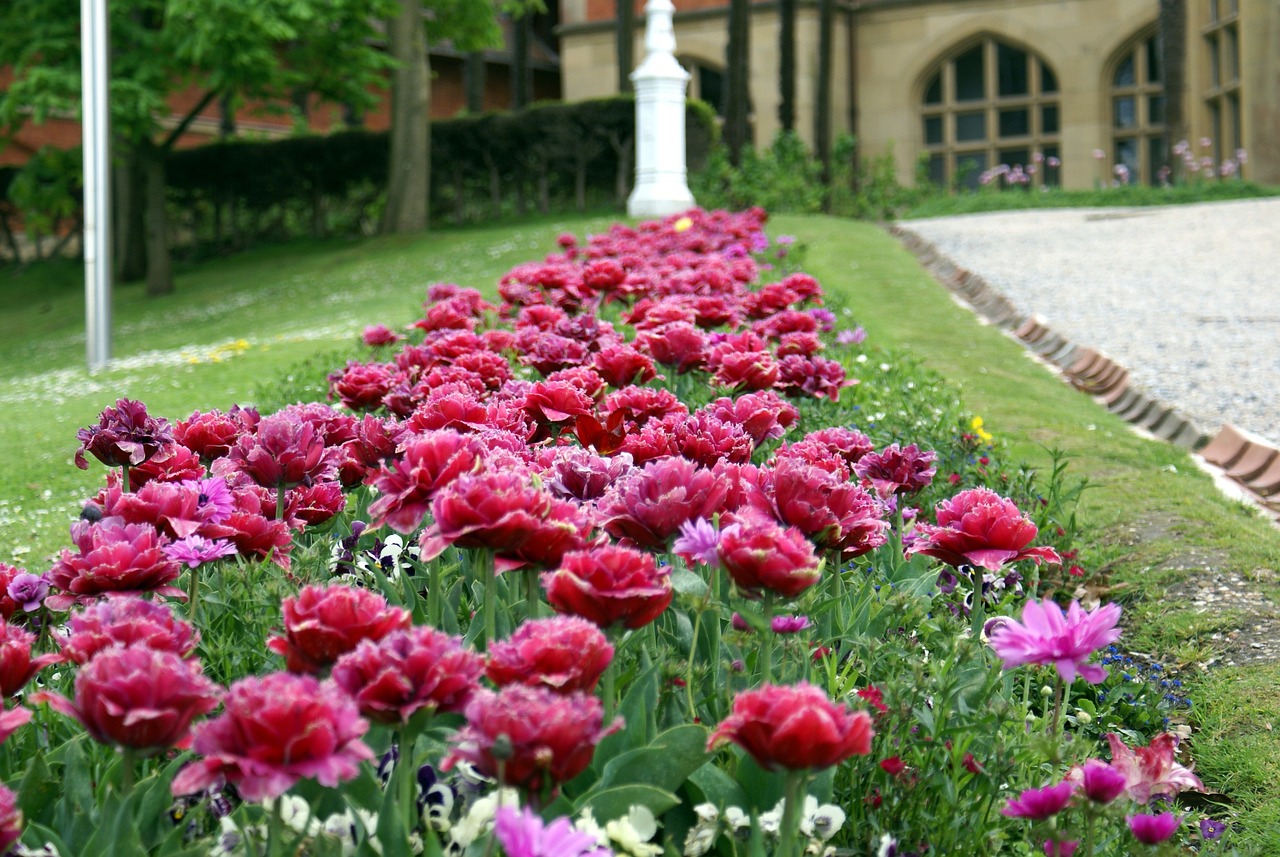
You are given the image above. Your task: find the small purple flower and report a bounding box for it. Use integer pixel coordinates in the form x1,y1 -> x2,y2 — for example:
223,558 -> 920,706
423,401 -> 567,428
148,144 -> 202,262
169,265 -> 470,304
731,612 -> 752,633
182,477 -> 235,525
493,805 -> 613,857
770,615 -> 810,635
7,573 -> 49,612
164,536 -> 237,569
1199,818 -> 1226,841
673,518 -> 720,567
809,308 -> 837,333
835,326 -> 867,346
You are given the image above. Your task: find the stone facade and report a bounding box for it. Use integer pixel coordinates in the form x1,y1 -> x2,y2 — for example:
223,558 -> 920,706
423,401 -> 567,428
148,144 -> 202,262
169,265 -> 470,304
558,0 -> 1280,188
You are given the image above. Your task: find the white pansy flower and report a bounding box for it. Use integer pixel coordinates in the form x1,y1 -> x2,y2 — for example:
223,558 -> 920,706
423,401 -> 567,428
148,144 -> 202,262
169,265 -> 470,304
575,808 -> 611,848
604,805 -> 662,856
260,794 -> 320,838
723,806 -> 751,840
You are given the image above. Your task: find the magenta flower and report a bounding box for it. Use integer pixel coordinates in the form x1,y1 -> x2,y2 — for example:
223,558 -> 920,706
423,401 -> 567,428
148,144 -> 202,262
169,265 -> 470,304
60,596 -> 198,664
0,621 -> 63,697
835,326 -> 867,346
486,616 -> 613,694
164,535 -> 237,569
217,412 -> 338,489
36,646 -> 219,754
0,784 -> 20,853
1075,758 -> 1128,804
854,443 -> 938,498
1106,732 -> 1203,802
907,488 -> 1061,572
75,398 -> 174,471
771,615 -> 810,634
268,584 -> 410,674
707,682 -> 874,772
362,324 -> 406,347
597,457 -> 729,550
1001,781 -> 1074,820
494,805 -> 613,857
47,519 -> 184,610
988,599 -> 1121,684
331,626 -> 484,725
366,430 -> 484,533
171,672 -> 374,802
718,517 -> 822,599
1128,812 -> 1181,845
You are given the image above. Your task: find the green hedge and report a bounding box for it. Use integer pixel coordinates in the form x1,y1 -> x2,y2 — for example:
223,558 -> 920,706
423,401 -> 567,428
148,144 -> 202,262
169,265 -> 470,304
165,96 -> 718,254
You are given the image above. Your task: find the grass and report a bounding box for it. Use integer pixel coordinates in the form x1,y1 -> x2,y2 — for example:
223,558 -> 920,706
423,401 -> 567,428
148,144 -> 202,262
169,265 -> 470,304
900,179 -> 1280,219
2,207 -> 1278,848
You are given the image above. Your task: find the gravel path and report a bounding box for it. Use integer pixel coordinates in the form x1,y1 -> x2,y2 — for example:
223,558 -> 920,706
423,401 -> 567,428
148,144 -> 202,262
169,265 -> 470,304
903,198 -> 1280,448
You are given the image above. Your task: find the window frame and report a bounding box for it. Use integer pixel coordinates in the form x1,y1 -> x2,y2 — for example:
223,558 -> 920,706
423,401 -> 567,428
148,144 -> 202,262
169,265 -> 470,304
1107,28 -> 1167,185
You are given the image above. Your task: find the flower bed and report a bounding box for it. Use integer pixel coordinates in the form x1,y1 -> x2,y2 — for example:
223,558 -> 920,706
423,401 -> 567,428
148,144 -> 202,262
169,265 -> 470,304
0,208 -> 1221,856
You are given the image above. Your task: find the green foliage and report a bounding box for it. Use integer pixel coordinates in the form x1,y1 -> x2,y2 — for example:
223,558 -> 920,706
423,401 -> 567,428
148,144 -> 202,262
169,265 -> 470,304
4,146 -> 81,243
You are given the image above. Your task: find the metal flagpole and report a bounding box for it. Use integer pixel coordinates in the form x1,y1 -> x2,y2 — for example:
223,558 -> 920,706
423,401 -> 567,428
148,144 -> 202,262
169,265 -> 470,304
81,0 -> 112,371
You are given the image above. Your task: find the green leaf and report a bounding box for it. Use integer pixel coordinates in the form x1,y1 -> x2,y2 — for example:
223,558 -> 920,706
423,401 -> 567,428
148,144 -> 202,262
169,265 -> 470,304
669,565 -> 708,597
15,751 -> 58,824
597,724 -> 709,794
573,784 -> 680,824
593,660 -> 661,764
685,762 -> 748,811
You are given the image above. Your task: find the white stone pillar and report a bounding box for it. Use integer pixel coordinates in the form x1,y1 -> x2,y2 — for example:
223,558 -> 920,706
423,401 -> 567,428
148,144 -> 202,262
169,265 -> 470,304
627,0 -> 696,218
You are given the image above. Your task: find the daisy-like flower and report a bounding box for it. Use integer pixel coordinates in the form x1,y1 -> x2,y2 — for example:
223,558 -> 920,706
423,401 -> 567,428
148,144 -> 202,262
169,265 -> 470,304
672,518 -> 719,567
164,536 -> 238,569
493,805 -> 613,857
988,599 -> 1122,684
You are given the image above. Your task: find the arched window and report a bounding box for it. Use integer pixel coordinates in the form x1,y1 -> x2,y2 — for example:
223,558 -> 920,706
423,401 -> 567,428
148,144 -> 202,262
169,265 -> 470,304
679,57 -> 726,117
1109,30 -> 1166,184
920,37 -> 1061,188
1204,0 -> 1241,169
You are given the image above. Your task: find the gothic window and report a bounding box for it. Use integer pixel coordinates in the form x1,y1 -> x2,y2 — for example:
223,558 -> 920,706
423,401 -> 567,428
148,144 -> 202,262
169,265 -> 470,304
1109,30 -> 1166,184
920,37 -> 1061,188
1204,0 -> 1242,167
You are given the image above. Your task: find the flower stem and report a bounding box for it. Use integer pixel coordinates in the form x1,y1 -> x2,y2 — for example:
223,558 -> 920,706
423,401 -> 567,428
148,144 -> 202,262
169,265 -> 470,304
120,464 -> 130,493
776,769 -> 809,857
686,607 -> 703,721
119,748 -> 136,798
759,594 -> 776,685
481,549 -> 496,650
428,559 -> 442,628
968,563 -> 987,640
187,565 -> 201,621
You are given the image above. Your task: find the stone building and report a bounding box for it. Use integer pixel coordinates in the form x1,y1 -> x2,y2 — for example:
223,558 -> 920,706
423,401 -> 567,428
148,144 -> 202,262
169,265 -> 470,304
558,0 -> 1280,188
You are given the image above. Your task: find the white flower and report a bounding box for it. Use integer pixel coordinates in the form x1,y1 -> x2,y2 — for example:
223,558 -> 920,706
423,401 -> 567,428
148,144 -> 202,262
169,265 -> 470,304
723,806 -> 751,841
422,781 -> 456,832
260,794 -> 320,838
758,801 -> 783,837
803,797 -> 846,842
575,808 -> 611,848
683,822 -> 718,857
877,832 -> 899,857
448,788 -> 519,849
692,803 -> 719,823
605,805 -> 662,856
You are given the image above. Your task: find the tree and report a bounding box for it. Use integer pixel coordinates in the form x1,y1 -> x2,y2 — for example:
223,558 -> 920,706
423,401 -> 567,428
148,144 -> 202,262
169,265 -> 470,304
379,0 -> 506,235
813,0 -> 834,204
617,0 -> 634,94
0,0 -> 395,296
723,0 -> 751,166
777,0 -> 795,132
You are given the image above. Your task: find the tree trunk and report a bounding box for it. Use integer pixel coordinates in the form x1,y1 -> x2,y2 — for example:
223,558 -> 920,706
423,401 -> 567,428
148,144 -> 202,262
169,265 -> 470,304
114,143 -> 147,282
513,13 -> 531,110
381,0 -> 431,235
778,0 -> 796,133
814,0 -> 834,203
617,0 -> 634,94
465,52 -> 487,112
1158,0 -> 1187,180
724,0 -> 751,166
141,142 -> 173,297
219,92 -> 237,138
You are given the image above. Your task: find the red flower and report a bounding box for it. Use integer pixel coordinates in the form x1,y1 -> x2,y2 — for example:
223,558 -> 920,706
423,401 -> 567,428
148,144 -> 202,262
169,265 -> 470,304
174,407 -> 258,462
593,345 -> 658,389
331,626 -> 484,725
856,685 -> 889,715
777,355 -> 854,401
268,584 -> 411,674
598,457 -> 729,549
711,350 -> 779,392
75,398 -> 174,471
37,646 -> 219,754
486,616 -> 613,694
367,430 -> 484,534
522,380 -> 594,439
906,488 -> 1061,572
284,481 -> 346,528
329,361 -> 399,411
717,516 -> 822,599
671,412 -> 754,468
171,672 -> 374,802
419,470 -> 556,560
443,684 -> 619,792
543,546 -> 674,630
220,510 -> 294,569
107,479 -> 206,539
0,784 -> 21,853
60,596 -> 198,665
602,386 -> 688,430
496,498 -> 590,572
0,565 -> 23,621
0,621 -> 62,697
708,682 -> 874,771
47,519 -> 184,610
762,459 -> 889,558
636,323 -> 707,374
218,413 -> 338,489
879,756 -> 906,776
708,391 -> 799,447
362,324 -> 406,347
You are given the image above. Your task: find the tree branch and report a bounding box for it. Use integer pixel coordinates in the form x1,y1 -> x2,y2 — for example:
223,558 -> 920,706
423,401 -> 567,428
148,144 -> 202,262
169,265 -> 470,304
159,88 -> 221,151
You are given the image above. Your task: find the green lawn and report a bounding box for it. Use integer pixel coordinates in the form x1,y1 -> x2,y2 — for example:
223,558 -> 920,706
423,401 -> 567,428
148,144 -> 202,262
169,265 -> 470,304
2,210 -> 1277,848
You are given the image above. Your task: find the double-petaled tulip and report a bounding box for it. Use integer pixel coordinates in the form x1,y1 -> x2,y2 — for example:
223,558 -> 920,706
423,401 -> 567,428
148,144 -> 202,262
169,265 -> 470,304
597,458 -> 729,550
0,784 -> 21,853
0,621 -> 62,697
708,682 -> 873,771
367,430 -> 484,534
906,488 -> 1061,572
419,470 -> 556,561
486,617 -> 614,694
37,647 -> 219,754
60,596 -> 198,665
171,672 -> 374,802
173,406 -> 259,463
854,443 -> 938,498
762,459 -> 889,559
75,398 -> 174,471
268,584 -> 410,674
443,684 -> 619,793
331,626 -> 484,725
47,519 -> 183,610
543,546 -> 673,630
217,412 -> 338,489
717,516 -> 822,599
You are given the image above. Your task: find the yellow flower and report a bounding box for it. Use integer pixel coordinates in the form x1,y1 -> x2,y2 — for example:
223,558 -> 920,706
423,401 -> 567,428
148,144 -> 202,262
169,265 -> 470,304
673,216 -> 693,233
970,416 -> 993,443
